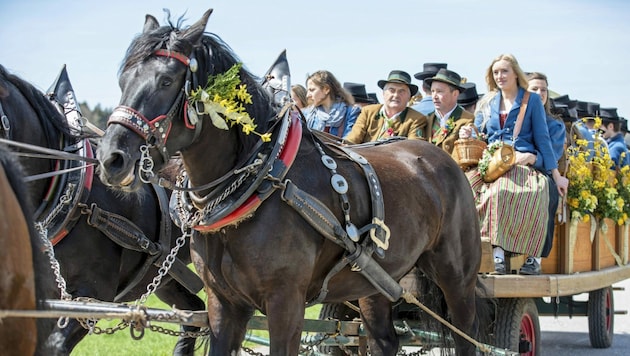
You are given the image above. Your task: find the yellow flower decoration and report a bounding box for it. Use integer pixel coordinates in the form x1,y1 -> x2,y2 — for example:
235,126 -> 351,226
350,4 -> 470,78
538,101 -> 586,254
189,63 -> 271,142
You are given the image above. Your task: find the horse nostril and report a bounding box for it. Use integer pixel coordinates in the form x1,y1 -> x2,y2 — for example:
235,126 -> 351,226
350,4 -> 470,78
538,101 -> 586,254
101,149 -> 128,172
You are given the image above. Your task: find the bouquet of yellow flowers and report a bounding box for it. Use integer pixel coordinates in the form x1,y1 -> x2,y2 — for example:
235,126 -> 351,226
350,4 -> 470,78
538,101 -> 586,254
566,139 -> 597,222
616,157 -> 630,225
567,117 -> 627,226
189,63 -> 271,142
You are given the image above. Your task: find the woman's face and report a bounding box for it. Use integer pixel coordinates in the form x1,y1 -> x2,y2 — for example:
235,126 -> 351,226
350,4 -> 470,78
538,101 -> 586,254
306,79 -> 329,107
492,59 -> 518,91
527,78 -> 549,105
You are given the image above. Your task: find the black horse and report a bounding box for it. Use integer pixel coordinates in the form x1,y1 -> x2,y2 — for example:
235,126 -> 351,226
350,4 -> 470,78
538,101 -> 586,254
96,9 -> 487,356
0,64 -> 206,355
0,143 -> 58,355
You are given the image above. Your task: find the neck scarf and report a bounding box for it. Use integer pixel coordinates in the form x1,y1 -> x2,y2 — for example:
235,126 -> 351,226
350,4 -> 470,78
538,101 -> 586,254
306,101 -> 348,131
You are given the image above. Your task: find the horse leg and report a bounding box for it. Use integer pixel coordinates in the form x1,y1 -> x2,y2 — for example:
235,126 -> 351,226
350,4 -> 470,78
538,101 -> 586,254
154,280 -> 206,356
358,294 -> 398,356
204,288 -> 254,356
264,291 -> 306,356
44,319 -> 88,355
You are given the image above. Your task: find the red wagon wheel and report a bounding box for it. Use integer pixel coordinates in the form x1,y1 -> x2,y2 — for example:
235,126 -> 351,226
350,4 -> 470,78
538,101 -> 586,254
495,298 -> 540,355
588,286 -> 614,348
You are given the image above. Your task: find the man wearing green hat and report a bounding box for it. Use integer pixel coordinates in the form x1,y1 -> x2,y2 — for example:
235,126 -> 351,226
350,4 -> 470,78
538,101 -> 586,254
423,68 -> 474,156
344,70 -> 427,144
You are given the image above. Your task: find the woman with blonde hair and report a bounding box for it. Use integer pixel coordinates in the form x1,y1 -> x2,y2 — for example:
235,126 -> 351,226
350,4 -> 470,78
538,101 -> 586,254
460,54 -> 568,275
305,70 -> 360,138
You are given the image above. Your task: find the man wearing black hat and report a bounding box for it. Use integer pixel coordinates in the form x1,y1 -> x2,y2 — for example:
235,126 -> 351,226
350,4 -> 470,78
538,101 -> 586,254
345,70 -> 427,144
423,68 -> 474,155
458,82 -> 480,114
600,107 -> 630,168
411,63 -> 447,115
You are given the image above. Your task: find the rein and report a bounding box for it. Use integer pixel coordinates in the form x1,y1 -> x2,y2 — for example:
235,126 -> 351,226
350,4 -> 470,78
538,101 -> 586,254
0,137 -> 97,182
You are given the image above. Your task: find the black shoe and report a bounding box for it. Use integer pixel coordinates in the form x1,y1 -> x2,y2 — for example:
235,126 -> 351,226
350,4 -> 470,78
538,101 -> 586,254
519,257 -> 541,275
494,257 -> 506,275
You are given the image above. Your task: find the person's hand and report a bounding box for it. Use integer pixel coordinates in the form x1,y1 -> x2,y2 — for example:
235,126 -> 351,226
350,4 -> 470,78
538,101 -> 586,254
459,125 -> 473,139
552,169 -> 568,197
515,152 -> 536,166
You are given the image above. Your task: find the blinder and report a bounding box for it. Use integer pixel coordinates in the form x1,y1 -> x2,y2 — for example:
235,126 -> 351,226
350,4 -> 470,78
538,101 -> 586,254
107,49 -> 202,165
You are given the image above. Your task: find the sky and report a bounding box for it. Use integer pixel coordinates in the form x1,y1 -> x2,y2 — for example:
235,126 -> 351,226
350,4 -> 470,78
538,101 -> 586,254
1,0 -> 629,118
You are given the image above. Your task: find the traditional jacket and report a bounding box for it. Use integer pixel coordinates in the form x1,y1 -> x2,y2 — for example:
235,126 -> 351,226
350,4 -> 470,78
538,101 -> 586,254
474,88 -> 557,173
344,104 -> 427,144
425,105 -> 474,155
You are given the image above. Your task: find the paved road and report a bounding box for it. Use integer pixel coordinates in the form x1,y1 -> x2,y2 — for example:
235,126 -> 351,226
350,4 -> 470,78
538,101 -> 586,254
539,276 -> 630,355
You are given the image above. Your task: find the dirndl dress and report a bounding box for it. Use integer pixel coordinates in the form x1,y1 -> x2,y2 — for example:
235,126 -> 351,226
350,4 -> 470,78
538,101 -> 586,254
466,165 -> 550,257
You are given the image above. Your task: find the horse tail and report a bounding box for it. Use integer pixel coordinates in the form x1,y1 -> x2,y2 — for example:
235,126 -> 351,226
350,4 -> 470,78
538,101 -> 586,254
407,269 -> 455,352
409,270 -> 497,352
475,279 -> 496,346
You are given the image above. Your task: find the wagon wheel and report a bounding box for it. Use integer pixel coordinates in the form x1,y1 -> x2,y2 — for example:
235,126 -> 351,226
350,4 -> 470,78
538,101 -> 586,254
318,302 -> 360,355
588,286 -> 614,348
494,298 -> 540,355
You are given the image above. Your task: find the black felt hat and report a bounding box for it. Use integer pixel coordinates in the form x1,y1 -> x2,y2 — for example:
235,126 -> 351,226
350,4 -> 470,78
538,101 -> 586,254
414,63 -> 448,81
457,82 -> 479,106
424,69 -> 466,91
600,107 -> 619,122
367,92 -> 379,104
551,103 -> 576,122
343,82 -> 377,104
377,70 -> 418,96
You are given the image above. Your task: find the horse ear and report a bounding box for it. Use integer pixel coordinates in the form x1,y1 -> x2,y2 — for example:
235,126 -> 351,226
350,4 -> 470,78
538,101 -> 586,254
143,14 -> 160,33
181,9 -> 213,45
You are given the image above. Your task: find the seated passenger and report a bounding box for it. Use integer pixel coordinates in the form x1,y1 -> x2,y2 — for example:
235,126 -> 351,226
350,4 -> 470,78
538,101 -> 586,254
305,70 -> 360,139
600,107 -> 630,169
423,69 -> 474,155
344,70 -> 427,144
459,54 -> 568,275
526,72 -> 567,273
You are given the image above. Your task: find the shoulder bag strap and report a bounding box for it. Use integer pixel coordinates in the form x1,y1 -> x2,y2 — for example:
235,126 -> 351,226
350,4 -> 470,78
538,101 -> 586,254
511,90 -> 530,141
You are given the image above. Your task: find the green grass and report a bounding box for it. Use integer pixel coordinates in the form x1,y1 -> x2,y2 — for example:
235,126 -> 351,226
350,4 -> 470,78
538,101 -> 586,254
70,294 -> 322,355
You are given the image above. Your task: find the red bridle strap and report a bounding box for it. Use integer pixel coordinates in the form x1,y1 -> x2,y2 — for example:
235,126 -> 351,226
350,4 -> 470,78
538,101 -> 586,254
154,49 -> 191,67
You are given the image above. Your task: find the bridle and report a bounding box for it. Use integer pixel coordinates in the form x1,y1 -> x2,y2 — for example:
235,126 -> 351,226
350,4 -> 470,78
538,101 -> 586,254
107,49 -> 203,174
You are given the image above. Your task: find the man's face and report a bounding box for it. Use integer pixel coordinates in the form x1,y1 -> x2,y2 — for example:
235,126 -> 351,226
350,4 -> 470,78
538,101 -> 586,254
431,81 -> 459,114
382,82 -> 411,115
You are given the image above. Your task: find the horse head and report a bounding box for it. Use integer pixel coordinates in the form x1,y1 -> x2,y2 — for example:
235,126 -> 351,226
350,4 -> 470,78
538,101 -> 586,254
97,9 -> 275,192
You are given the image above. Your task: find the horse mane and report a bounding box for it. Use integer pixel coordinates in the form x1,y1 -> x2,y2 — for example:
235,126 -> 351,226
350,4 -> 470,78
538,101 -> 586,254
0,64 -> 78,142
120,12 -> 276,156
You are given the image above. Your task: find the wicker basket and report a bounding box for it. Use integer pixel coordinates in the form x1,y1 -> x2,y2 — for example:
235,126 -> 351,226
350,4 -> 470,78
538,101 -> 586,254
454,125 -> 487,168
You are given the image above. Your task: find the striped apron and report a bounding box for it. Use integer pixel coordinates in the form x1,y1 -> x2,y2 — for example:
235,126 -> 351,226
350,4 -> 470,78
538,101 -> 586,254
466,165 -> 550,257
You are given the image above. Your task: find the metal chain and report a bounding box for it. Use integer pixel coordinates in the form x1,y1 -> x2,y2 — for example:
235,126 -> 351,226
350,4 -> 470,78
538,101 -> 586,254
135,225 -> 190,307
37,183 -> 76,229
35,222 -> 72,301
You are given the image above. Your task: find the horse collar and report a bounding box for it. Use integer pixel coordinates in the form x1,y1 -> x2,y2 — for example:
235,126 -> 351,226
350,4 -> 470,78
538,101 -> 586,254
171,107 -> 302,232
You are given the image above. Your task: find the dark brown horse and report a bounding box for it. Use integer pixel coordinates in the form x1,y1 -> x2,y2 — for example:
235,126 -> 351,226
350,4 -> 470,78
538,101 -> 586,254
0,143 -> 58,355
96,9 -> 485,355
0,64 -> 206,355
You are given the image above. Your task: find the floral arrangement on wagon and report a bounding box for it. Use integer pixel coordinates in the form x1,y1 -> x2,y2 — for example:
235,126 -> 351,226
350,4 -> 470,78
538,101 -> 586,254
565,117 -> 629,266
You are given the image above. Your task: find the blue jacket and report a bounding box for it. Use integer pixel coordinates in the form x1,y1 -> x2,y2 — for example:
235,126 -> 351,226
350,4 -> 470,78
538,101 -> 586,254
607,133 -> 630,169
411,96 -> 435,116
330,105 -> 361,139
543,114 -> 566,167
474,88 -> 557,172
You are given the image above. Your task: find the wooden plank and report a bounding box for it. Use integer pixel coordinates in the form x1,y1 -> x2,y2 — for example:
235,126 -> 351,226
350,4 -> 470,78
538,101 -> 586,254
477,263 -> 630,298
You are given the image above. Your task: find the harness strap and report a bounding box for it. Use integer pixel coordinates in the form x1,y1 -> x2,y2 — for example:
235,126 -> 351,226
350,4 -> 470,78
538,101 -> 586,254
337,146 -> 390,250
85,188 -> 203,300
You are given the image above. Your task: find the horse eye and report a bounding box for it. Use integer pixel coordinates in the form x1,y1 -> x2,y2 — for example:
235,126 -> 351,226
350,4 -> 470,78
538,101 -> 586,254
161,79 -> 172,87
